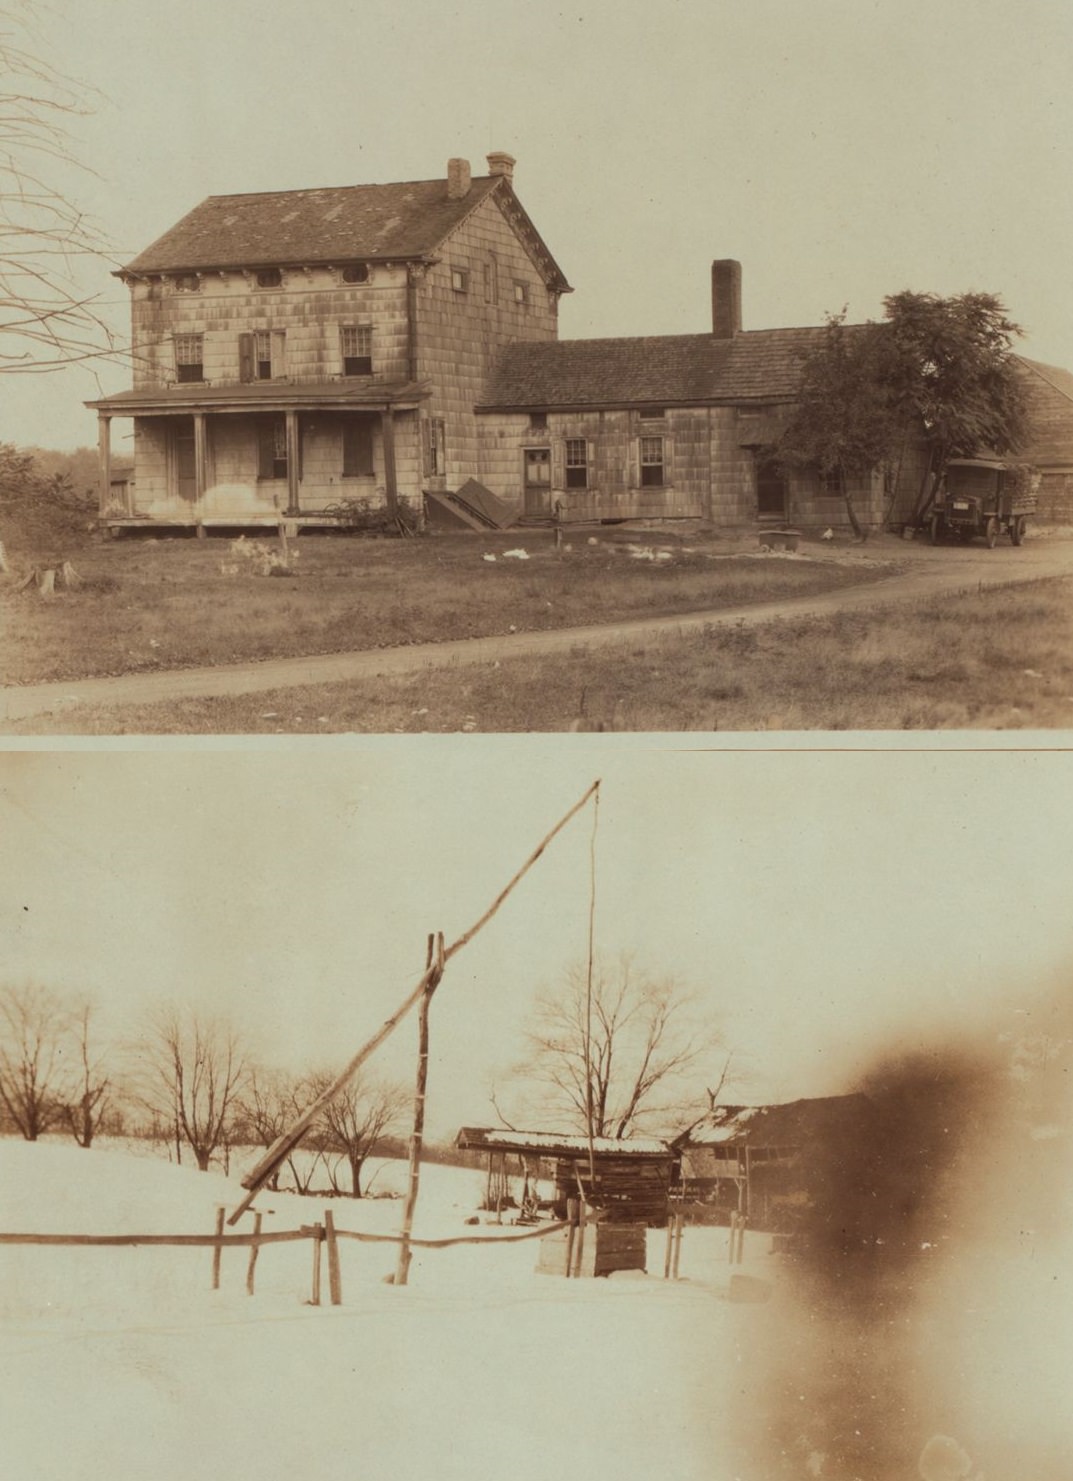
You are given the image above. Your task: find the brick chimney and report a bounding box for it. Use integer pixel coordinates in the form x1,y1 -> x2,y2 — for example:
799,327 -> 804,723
486,151 -> 516,182
447,158 -> 471,200
712,259 -> 742,338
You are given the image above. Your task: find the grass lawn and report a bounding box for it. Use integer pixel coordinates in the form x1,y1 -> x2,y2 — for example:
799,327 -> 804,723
17,576 -> 1073,733
1,526 -> 894,686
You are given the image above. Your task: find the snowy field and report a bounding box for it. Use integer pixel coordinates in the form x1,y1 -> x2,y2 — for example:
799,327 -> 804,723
1,1139 -> 1070,1481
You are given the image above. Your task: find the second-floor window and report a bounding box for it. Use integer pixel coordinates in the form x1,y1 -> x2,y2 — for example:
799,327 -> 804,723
238,330 -> 285,382
640,435 -> 665,487
174,332 -> 204,382
565,438 -> 589,489
341,324 -> 372,376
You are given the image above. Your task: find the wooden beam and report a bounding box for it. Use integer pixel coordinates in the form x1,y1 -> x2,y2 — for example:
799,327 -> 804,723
97,414 -> 112,516
395,933 -> 445,1286
285,410 -> 300,516
380,408 -> 398,518
193,412 -> 208,509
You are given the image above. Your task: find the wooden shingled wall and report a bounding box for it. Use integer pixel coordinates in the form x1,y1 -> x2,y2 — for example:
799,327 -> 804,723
555,1153 -> 674,1228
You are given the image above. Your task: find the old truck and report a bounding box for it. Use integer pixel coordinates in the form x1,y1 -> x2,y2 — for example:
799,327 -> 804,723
929,458 -> 1037,548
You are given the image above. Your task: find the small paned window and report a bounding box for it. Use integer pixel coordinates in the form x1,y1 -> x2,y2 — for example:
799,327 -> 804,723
174,332 -> 204,382
341,324 -> 372,376
342,264 -> 369,284
451,267 -> 469,293
174,274 -> 200,293
529,411 -> 548,431
640,435 -> 665,487
342,416 -> 375,477
258,416 -> 288,479
254,330 -> 273,381
641,408 -> 665,421
424,416 -> 446,477
513,281 -> 529,308
255,268 -> 283,289
565,438 -> 589,489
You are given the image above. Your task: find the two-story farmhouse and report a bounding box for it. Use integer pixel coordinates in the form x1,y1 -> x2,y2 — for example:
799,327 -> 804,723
90,154 -> 569,531
92,154 -> 1073,533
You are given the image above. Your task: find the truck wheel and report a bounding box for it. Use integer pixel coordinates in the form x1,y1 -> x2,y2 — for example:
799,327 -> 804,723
1010,516 -> 1026,547
985,517 -> 999,549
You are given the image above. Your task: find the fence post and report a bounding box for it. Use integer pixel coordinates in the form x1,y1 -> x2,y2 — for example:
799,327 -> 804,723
310,1222 -> 323,1305
324,1210 -> 342,1306
245,1211 -> 263,1296
571,1209 -> 587,1278
663,1217 -> 674,1279
564,1198 -> 578,1278
211,1206 -> 225,1290
672,1212 -> 683,1280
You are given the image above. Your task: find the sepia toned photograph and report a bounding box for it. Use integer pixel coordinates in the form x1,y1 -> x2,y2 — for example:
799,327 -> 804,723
1,745 -> 1071,1481
2,1 -> 1072,734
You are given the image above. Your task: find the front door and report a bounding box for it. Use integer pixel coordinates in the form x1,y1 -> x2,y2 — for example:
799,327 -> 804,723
523,447 -> 551,516
756,457 -> 789,519
173,421 -> 197,506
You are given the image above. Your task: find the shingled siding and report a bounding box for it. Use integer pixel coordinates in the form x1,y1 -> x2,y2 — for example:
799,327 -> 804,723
130,266 -> 411,390
416,192 -> 558,491
1020,366 -> 1073,520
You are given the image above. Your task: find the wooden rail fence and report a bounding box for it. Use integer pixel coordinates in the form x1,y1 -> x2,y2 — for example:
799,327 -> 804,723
0,1210 -> 572,1306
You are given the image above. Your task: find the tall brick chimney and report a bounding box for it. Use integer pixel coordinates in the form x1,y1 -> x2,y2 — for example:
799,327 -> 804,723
486,151 -> 516,182
712,259 -> 742,339
447,158 -> 472,200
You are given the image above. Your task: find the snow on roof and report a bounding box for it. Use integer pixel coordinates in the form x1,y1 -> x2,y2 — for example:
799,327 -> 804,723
456,1127 -> 673,1158
679,1094 -> 876,1148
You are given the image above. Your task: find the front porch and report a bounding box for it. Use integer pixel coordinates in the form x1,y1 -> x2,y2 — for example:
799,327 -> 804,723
89,382 -> 428,532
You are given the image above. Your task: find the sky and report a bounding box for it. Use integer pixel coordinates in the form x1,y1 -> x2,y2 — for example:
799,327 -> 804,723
4,0 -> 1073,449
3,743 -> 1070,1138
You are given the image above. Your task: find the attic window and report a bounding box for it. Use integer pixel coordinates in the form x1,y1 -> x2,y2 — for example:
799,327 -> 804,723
173,273 -> 200,293
451,267 -> 469,293
529,411 -> 548,430
641,408 -> 665,421
342,264 -> 369,284
341,324 -> 372,376
513,281 -> 529,308
255,268 -> 283,289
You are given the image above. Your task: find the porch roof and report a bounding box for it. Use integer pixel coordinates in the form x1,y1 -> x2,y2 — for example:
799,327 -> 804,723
86,379 -> 430,416
456,1127 -> 674,1160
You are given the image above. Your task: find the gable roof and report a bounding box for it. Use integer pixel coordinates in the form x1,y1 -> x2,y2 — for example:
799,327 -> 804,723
676,1093 -> 875,1149
1017,354 -> 1073,406
122,174 -> 569,288
478,325 -> 832,411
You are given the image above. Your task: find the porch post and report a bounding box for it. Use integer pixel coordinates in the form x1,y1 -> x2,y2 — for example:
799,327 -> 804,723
97,413 -> 112,517
285,410 -> 300,516
193,412 -> 208,506
380,407 -> 398,518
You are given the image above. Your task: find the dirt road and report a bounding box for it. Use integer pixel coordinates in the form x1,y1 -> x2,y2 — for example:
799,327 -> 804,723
4,538 -> 1072,726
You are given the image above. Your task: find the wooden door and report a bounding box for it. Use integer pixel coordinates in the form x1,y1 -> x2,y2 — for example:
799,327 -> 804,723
756,458 -> 788,519
523,447 -> 551,516
173,422 -> 197,505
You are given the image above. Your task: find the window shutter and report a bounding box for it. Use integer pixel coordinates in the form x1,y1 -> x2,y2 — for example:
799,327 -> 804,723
421,417 -> 433,478
257,420 -> 274,478
628,434 -> 640,489
551,439 -> 565,490
270,330 -> 287,380
662,433 -> 672,486
238,333 -> 255,384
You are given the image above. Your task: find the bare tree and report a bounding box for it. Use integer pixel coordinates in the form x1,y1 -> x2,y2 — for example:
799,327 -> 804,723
237,1066 -> 322,1193
313,1071 -> 408,1197
61,1000 -> 109,1147
1,3 -> 120,373
514,955 -> 728,1139
0,982 -> 69,1139
135,1007 -> 246,1171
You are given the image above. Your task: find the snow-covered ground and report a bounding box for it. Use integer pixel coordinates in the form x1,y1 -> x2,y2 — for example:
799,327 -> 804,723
1,1139 -> 1069,1480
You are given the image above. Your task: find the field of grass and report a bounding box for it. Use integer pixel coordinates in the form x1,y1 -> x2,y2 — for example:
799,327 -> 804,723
17,576 -> 1072,734
1,526 -> 893,686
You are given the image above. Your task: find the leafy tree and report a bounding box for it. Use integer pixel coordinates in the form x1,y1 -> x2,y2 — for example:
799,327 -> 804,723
1,3 -> 118,373
775,313 -> 905,537
883,290 -> 1030,520
510,954 -> 729,1140
0,982 -> 68,1138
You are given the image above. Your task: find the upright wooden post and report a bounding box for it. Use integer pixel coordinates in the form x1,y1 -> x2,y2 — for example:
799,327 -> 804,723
672,1212 -> 683,1280
663,1218 -> 674,1279
564,1198 -> 578,1278
285,410 -> 300,516
245,1211 -> 262,1296
193,412 -> 208,514
571,1210 -> 587,1277
324,1209 -> 342,1306
97,414 -> 112,517
380,408 -> 399,518
211,1205 -> 225,1289
310,1222 -> 323,1305
396,933 -> 444,1287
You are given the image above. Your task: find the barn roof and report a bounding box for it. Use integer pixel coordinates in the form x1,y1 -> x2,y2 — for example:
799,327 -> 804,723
122,173 -> 570,289
477,326 -> 832,411
456,1127 -> 673,1159
1017,354 -> 1073,407
676,1094 -> 876,1148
